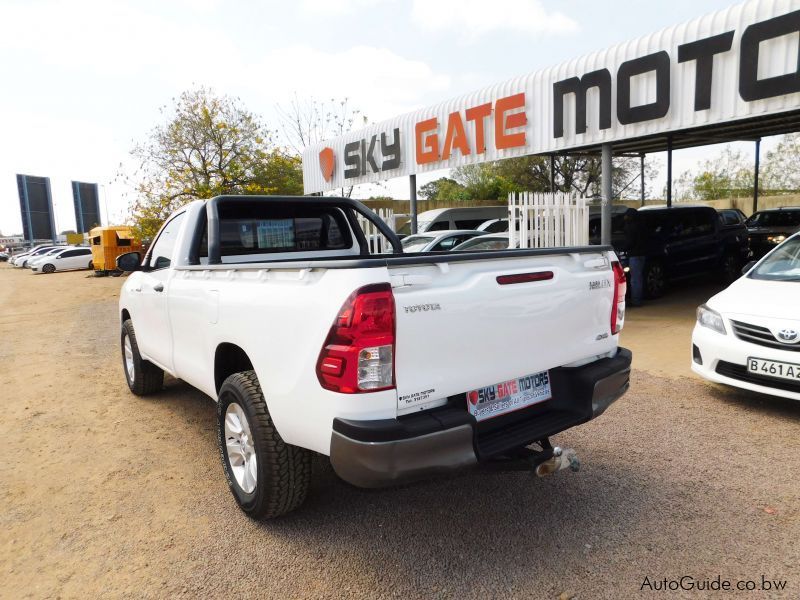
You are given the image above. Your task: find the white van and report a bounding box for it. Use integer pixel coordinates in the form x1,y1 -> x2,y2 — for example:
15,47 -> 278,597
396,206 -> 507,236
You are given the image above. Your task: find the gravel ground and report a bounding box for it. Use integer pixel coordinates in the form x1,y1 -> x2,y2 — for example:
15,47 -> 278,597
1,267 -> 798,599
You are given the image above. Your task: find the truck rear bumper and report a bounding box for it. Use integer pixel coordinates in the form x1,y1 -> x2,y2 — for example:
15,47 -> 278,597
330,347 -> 632,488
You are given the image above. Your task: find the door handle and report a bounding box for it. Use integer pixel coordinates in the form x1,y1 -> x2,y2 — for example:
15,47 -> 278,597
153,283 -> 164,292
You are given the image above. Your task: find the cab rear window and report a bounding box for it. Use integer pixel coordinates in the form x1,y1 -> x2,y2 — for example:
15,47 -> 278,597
199,204 -> 352,257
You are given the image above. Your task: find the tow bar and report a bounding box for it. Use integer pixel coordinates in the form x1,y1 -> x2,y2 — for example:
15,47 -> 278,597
482,438 -> 580,476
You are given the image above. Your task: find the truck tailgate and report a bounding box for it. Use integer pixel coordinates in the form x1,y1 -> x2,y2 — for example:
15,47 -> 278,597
390,250 -> 618,416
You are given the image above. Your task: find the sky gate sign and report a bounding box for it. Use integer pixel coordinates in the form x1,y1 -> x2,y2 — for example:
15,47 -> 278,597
303,0 -> 800,194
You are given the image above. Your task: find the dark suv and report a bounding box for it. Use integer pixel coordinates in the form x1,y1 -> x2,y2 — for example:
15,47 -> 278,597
745,207 -> 800,259
615,206 -> 751,298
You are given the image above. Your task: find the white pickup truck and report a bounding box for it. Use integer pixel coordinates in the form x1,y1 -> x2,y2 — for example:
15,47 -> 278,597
117,196 -> 632,519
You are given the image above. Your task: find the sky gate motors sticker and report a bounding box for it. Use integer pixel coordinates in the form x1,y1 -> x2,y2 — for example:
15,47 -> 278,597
467,371 -> 551,421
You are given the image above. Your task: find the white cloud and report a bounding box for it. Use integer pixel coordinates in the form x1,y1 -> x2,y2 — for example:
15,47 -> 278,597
298,0 -> 393,16
411,0 -> 579,36
0,0 -> 241,86
251,45 -> 451,122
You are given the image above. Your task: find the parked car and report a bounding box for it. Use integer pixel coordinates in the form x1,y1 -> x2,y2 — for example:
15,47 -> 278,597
452,233 -> 514,251
30,247 -> 94,273
27,247 -> 66,267
718,208 -> 747,227
116,195 -> 631,519
616,206 -> 751,298
745,206 -> 800,259
588,205 -> 638,248
0,251 -> 8,262
692,232 -> 800,401
12,245 -> 63,268
396,206 -> 507,237
398,230 -> 484,253
476,218 -> 510,233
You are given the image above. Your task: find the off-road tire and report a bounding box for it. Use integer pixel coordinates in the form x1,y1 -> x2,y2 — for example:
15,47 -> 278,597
121,319 -> 164,395
644,261 -> 667,298
42,263 -> 55,274
217,370 -> 311,519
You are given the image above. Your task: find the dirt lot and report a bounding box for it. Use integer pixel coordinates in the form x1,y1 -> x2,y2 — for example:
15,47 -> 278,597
1,266 -> 798,599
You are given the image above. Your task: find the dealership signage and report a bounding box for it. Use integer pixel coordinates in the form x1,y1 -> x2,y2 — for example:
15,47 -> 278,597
303,0 -> 800,193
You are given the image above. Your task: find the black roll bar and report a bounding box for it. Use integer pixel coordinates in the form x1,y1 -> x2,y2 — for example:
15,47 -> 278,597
202,195 -> 403,265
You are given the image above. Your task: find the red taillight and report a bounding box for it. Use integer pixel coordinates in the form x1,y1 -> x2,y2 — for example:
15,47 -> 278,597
611,261 -> 626,335
316,283 -> 396,393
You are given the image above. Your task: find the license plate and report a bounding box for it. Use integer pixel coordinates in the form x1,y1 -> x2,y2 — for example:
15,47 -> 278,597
747,357 -> 800,381
467,371 -> 551,421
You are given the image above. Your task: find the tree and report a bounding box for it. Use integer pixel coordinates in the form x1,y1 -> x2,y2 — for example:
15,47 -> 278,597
418,177 -> 468,201
124,87 -> 302,240
444,155 -> 656,202
762,132 -> 800,191
673,147 -> 754,201
276,95 -> 367,198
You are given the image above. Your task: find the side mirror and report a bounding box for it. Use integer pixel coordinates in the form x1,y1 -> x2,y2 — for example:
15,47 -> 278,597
741,260 -> 756,275
117,251 -> 143,272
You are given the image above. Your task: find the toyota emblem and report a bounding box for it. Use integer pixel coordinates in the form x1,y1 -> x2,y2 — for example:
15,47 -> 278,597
777,328 -> 798,342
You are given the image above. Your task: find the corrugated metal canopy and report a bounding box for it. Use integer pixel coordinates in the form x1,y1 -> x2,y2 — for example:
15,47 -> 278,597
302,0 -> 800,193
567,109 -> 800,156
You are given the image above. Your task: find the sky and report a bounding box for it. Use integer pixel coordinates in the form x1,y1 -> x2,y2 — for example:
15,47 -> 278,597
0,0 -> 777,236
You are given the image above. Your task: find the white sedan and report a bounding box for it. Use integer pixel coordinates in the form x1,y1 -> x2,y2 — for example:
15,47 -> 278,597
12,246 -> 61,267
692,232 -> 800,401
397,230 -> 484,253
30,247 -> 94,274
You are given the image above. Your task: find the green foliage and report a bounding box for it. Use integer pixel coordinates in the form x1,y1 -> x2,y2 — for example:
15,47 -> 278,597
124,87 -> 302,240
675,135 -> 800,201
418,177 -> 468,201
440,154 -> 655,202
674,147 -> 755,201
762,133 -> 800,191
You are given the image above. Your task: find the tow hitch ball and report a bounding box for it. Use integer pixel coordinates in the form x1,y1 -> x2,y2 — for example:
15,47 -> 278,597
535,446 -> 580,477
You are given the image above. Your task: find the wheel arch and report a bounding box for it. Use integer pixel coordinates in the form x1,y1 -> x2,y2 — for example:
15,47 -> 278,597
214,343 -> 255,394
121,308 -> 131,324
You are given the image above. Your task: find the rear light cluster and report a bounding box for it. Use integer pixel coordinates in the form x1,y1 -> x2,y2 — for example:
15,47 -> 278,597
611,261 -> 626,334
316,283 -> 396,393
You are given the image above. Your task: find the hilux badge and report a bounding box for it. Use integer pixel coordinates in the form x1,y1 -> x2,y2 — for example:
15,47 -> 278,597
777,328 -> 798,342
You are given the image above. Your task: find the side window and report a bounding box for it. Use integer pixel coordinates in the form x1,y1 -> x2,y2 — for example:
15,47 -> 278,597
149,213 -> 186,270
60,250 -> 77,258
486,220 -> 508,233
428,220 -> 450,231
455,219 -> 486,229
689,211 -> 714,236
434,236 -> 459,251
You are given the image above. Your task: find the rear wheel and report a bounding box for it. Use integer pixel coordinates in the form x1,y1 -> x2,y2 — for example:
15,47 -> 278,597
217,370 -> 311,519
121,319 -> 164,395
643,261 -> 667,298
87,260 -> 94,270
720,253 -> 740,284
42,263 -> 55,274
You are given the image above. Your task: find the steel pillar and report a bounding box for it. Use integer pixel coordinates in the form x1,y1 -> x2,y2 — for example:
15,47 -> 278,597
601,143 -> 612,246
409,174 -> 418,234
666,137 -> 673,208
753,138 -> 761,214
640,153 -> 646,207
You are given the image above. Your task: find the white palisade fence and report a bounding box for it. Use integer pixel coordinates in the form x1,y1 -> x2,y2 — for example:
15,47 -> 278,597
357,207 -> 395,253
508,192 -> 589,249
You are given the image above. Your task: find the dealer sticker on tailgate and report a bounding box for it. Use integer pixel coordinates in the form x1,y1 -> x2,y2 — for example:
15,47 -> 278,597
467,371 -> 551,421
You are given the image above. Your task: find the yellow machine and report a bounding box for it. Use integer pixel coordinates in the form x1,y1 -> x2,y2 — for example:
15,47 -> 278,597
89,226 -> 142,275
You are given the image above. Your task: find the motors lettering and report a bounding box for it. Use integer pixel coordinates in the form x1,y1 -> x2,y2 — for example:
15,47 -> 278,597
554,9 -> 800,137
